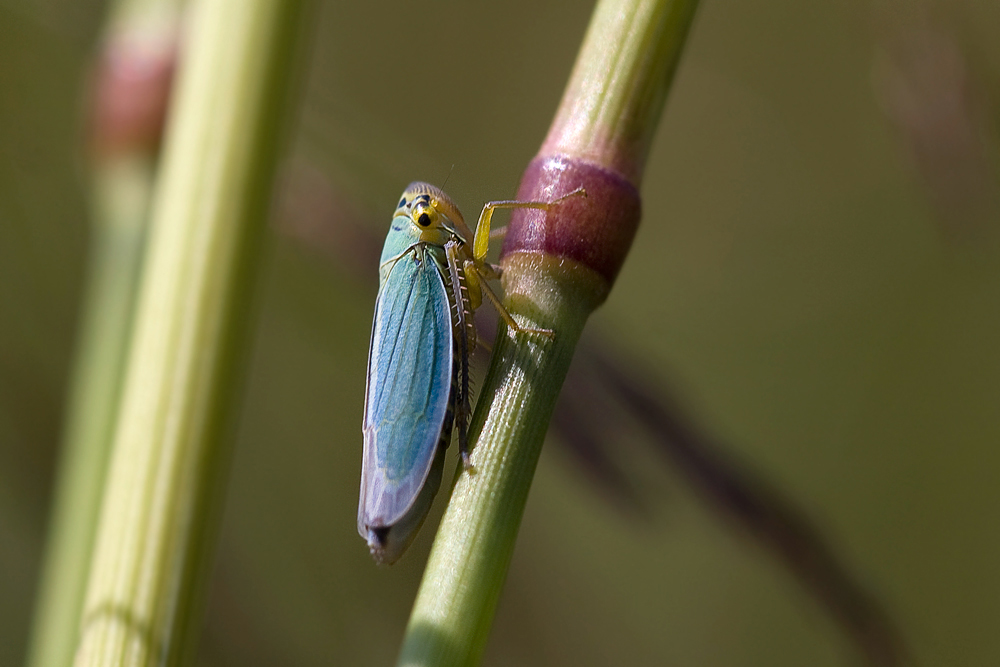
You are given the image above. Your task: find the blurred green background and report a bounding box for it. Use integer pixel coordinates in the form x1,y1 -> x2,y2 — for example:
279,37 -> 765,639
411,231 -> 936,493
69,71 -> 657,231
3,0 -> 1000,665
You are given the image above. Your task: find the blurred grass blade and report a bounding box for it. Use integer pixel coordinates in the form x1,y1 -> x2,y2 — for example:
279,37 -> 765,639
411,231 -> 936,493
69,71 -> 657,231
27,163 -> 152,667
872,12 -> 1000,238
71,0 -> 309,664
25,3 -> 180,666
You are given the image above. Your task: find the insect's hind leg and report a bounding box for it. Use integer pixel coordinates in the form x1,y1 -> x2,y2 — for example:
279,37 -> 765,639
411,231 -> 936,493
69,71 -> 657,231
445,241 -> 475,470
468,262 -> 555,338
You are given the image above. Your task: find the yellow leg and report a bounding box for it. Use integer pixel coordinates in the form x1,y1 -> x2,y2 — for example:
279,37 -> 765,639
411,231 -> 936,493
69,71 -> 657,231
472,187 -> 586,260
476,272 -> 555,338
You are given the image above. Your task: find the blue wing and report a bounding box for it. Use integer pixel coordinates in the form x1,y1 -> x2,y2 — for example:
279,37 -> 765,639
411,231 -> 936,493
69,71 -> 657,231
359,244 -> 453,555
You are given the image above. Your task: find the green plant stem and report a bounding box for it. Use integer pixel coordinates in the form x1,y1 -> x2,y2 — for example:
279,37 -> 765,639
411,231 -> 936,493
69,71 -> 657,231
398,256 -> 606,667
542,0 -> 699,185
26,158 -> 153,667
72,0 -> 307,664
398,0 -> 699,665
26,0 -> 180,662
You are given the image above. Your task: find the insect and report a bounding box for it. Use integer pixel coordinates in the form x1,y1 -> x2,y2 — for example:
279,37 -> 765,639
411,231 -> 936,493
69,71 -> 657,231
358,181 -> 585,564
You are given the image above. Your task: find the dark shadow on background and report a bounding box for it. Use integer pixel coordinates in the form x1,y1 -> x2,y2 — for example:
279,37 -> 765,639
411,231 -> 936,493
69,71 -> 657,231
580,339 -> 915,667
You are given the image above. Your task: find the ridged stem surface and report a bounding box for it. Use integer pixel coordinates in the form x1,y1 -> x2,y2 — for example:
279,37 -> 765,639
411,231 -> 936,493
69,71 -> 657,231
398,0 -> 699,664
26,2 -> 180,664
73,0 -> 307,664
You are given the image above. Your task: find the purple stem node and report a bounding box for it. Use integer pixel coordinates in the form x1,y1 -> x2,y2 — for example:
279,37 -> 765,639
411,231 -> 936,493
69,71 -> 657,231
502,155 -> 642,288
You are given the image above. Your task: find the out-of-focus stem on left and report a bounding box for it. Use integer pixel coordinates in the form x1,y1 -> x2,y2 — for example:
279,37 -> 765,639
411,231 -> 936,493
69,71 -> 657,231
26,3 -> 180,667
71,0 -> 308,662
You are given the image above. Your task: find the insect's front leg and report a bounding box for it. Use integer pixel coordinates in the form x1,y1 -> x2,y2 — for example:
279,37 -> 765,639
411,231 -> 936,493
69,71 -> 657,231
471,187 -> 587,261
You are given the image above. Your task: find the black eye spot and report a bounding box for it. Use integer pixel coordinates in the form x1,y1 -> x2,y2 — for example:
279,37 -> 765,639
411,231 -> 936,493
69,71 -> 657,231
417,212 -> 431,227
398,197 -> 406,208
416,195 -> 430,204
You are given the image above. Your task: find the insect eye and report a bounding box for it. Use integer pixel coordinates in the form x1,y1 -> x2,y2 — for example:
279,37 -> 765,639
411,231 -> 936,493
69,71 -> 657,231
413,204 -> 437,228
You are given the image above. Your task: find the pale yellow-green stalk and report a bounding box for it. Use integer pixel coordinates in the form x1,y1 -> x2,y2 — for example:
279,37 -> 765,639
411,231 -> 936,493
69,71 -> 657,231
71,0 -> 308,664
